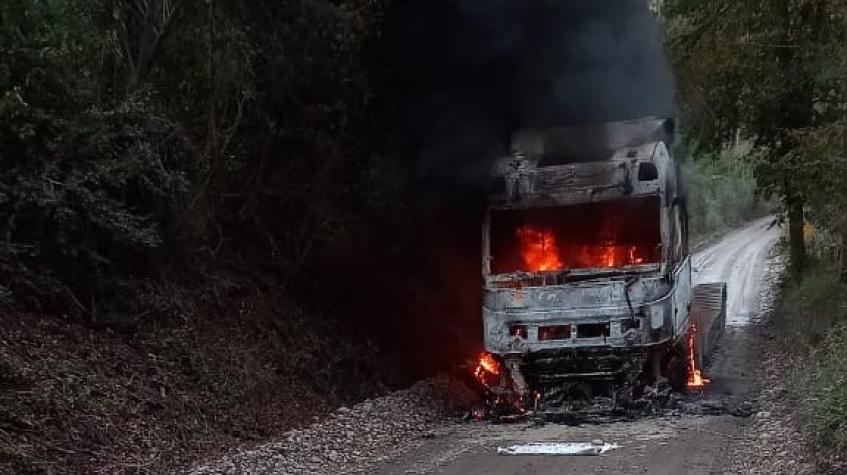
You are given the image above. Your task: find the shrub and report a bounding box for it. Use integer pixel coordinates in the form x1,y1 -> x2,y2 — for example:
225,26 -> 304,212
775,263 -> 847,469
0,0 -> 190,313
804,323 -> 847,460
773,262 -> 847,348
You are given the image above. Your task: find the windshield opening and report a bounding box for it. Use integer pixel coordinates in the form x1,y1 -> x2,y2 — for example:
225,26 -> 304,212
489,197 -> 662,274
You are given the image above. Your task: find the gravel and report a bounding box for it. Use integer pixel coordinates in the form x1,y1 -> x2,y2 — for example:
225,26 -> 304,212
726,354 -> 817,475
725,253 -> 819,475
190,375 -> 478,474
194,231 -> 828,475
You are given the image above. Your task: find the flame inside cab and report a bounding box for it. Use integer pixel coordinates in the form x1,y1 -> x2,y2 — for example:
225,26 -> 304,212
489,196 -> 662,275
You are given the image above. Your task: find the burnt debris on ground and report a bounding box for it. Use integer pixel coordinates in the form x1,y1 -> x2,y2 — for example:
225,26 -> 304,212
472,381 -> 760,427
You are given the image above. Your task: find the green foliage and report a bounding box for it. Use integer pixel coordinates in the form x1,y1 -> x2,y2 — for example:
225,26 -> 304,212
0,0 -> 190,312
682,146 -> 769,243
805,322 -> 847,459
665,1 -> 845,148
0,0 -> 101,112
0,0 -> 389,315
0,97 -> 189,266
791,121 -> 847,242
775,262 -> 847,466
664,0 -> 847,272
774,261 -> 847,347
198,0 -> 385,276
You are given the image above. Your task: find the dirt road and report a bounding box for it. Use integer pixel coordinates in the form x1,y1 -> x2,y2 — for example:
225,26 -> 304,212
373,218 -> 781,475
692,218 -> 780,327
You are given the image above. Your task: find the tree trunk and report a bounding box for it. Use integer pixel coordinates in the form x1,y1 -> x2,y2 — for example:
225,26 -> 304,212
787,192 -> 806,275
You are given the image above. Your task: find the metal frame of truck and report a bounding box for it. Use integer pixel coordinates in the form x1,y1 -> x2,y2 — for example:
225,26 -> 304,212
480,118 -> 725,406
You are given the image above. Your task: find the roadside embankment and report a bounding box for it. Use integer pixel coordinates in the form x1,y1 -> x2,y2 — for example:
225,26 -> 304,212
0,290 -> 391,474
730,258 -> 847,474
776,262 -> 847,473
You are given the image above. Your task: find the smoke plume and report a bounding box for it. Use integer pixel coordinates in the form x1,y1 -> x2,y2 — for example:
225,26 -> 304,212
386,0 -> 675,205
371,0 -> 676,373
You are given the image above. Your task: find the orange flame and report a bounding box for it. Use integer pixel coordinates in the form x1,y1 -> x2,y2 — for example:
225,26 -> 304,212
687,324 -> 711,389
602,246 -> 615,267
513,226 -> 653,273
517,225 -> 563,272
474,352 -> 501,387
629,246 -> 645,265
477,352 -> 500,376
594,245 -> 646,268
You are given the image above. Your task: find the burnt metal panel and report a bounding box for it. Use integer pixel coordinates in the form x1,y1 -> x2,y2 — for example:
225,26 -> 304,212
481,134 -> 689,381
528,162 -> 626,195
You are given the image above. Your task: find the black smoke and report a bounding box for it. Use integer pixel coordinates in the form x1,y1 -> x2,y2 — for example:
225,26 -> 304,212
386,0 -> 675,206
346,0 -> 676,378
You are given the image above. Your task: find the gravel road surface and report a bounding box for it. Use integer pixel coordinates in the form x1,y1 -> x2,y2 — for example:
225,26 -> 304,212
374,218 -> 781,475
192,218 -> 784,474
692,217 -> 780,326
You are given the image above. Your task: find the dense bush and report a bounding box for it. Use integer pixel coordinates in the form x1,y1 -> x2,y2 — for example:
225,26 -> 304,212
773,261 -> 847,347
773,262 -> 847,468
665,0 -> 847,274
0,0 -> 388,316
0,1 -> 192,313
805,322 -> 847,458
0,99 -> 190,309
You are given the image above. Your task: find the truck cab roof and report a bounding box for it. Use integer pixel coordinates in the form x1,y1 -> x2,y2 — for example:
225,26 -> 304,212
489,140 -> 671,209
489,117 -> 676,209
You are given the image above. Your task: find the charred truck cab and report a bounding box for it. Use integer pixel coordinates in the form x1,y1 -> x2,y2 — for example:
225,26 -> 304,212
481,118 -> 724,409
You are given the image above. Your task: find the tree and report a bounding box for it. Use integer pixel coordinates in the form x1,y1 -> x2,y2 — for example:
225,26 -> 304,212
664,0 -> 847,274
0,0 -> 388,316
0,0 -> 190,314
113,0 -> 178,90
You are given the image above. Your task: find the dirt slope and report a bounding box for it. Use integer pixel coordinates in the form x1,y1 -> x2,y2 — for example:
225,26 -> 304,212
0,291 -> 350,474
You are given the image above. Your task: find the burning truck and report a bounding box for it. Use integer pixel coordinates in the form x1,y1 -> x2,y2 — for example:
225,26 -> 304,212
476,118 -> 726,413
